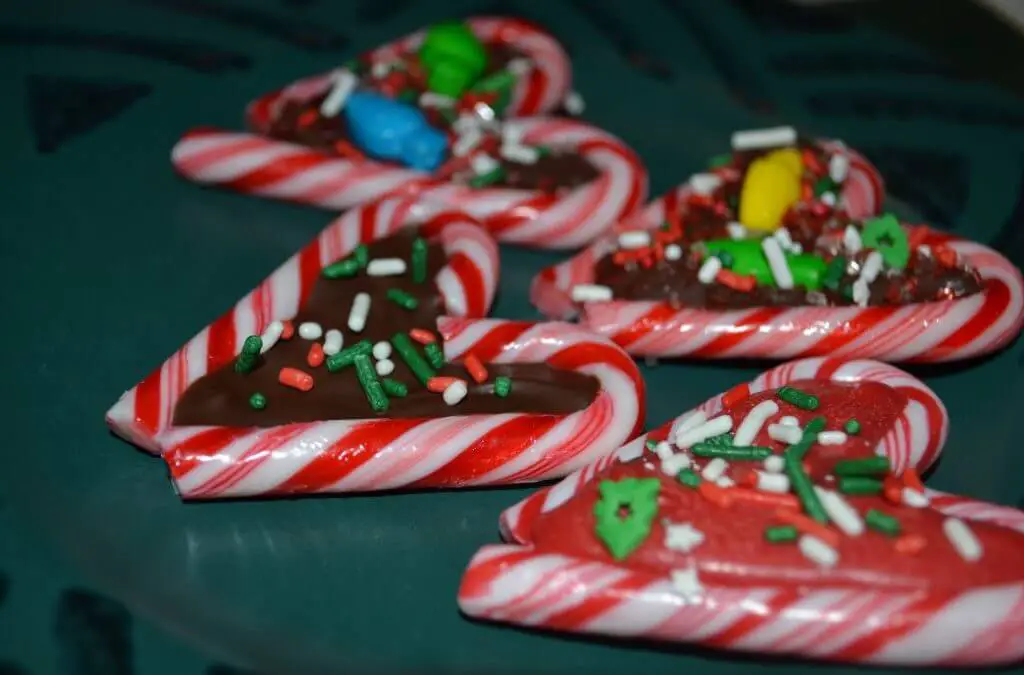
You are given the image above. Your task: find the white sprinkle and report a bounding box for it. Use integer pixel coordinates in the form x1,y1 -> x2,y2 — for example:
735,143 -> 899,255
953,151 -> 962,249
664,522 -> 705,553
507,57 -> 533,75
860,251 -> 884,282
370,60 -> 392,78
453,113 -> 483,135
779,415 -> 799,427
716,476 -> 736,488
443,380 -> 469,406
829,152 -> 850,183
852,279 -> 870,306
689,173 -> 722,196
733,400 -> 780,446
943,518 -> 982,562
571,284 -> 613,302
375,358 -> 395,376
763,455 -> 785,473
902,488 -> 931,508
701,457 -> 729,482
762,237 -> 794,290
660,452 -> 692,476
319,69 -> 358,117
470,153 -> 500,176
755,471 -> 790,493
372,341 -> 392,360
697,256 -> 723,284
726,222 -> 748,240
674,415 -> 732,449
473,101 -> 496,123
918,244 -> 932,258
563,90 -> 586,115
843,225 -> 862,254
323,329 -> 343,356
347,292 -> 371,333
817,431 -> 848,446
298,321 -> 323,340
366,258 -> 407,277
452,127 -> 484,157
664,244 -> 683,261
500,123 -> 524,146
419,92 -> 456,109
768,423 -> 802,445
675,410 -> 707,435
670,566 -> 704,605
798,534 -> 839,568
820,192 -> 837,207
618,230 -> 651,250
260,320 -> 285,354
774,227 -> 796,252
731,126 -> 797,151
815,487 -> 864,536
653,441 -> 675,461
500,144 -> 539,164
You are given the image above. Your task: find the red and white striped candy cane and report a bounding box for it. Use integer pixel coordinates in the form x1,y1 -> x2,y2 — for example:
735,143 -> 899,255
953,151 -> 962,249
463,359 -> 1024,666
534,210 -> 1024,361
172,117 -> 647,249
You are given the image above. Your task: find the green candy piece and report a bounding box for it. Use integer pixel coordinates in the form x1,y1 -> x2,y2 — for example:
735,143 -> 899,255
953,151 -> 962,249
593,478 -> 660,560
249,392 -> 267,410
493,376 -> 511,398
814,176 -> 837,197
861,213 -> 910,270
708,153 -> 732,169
703,239 -> 828,290
419,22 -> 487,98
822,255 -> 847,291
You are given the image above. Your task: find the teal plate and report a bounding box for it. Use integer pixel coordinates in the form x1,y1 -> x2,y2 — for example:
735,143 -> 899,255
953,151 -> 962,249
2,0 -> 1024,673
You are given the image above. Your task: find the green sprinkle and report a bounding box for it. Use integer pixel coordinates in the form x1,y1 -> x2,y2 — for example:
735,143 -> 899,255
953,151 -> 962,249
823,256 -> 847,291
645,439 -> 658,451
234,335 -> 263,373
352,244 -> 369,269
843,418 -> 861,435
494,376 -> 512,398
704,432 -> 735,447
325,340 -> 371,372
469,166 -> 506,188
241,335 -> 262,356
470,69 -> 517,94
234,354 -> 257,374
387,288 -> 419,310
249,392 -> 267,410
787,416 -> 826,460
677,469 -> 702,488
814,176 -> 837,197
865,509 -> 901,536
777,386 -> 820,411
424,342 -> 445,369
838,476 -> 884,495
322,258 -> 361,279
535,145 -> 552,158
764,525 -> 799,543
784,418 -> 829,523
708,153 -> 732,169
391,333 -> 435,385
381,378 -> 408,397
834,456 -> 891,476
412,237 -> 428,283
354,353 -> 389,413
593,478 -> 660,560
691,444 -> 772,460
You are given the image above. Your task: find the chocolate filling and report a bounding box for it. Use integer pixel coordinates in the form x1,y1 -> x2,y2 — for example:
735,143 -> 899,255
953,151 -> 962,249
174,228 -> 600,427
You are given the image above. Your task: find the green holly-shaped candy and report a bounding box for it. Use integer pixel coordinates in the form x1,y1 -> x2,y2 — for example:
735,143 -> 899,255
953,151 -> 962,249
418,21 -> 487,98
593,478 -> 660,560
861,213 -> 910,270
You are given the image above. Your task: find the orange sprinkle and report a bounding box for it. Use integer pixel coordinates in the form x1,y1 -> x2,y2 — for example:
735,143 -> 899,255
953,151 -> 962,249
333,140 -> 367,161
902,468 -> 925,493
464,354 -> 489,384
409,328 -> 436,345
907,226 -> 929,249
721,384 -> 750,408
716,269 -> 756,292
934,246 -> 958,268
801,148 -> 823,174
427,376 -> 460,393
883,476 -> 903,505
894,533 -> 927,555
801,182 -> 814,202
774,508 -> 840,548
280,320 -> 295,340
297,109 -> 319,128
728,488 -> 800,510
306,342 -> 325,368
698,481 -> 734,508
279,367 -> 314,392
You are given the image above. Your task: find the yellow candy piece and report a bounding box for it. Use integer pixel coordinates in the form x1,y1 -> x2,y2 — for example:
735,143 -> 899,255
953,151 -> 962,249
738,148 -> 803,233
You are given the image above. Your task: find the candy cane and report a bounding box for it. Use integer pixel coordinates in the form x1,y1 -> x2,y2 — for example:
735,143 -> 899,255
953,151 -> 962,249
533,204 -> 1024,361
172,117 -> 647,249
463,358 -> 1024,667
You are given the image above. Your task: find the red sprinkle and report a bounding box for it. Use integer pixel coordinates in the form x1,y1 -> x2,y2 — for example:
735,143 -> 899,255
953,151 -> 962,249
427,376 -> 460,393
728,488 -> 800,510
801,149 -> 823,174
463,354 -> 489,384
883,476 -> 904,505
716,269 -> 756,292
698,481 -> 733,508
409,328 -> 436,345
279,367 -> 314,392
934,246 -> 958,268
907,226 -> 929,249
297,109 -> 319,128
721,384 -> 750,408
280,321 -> 295,340
902,468 -> 925,493
894,533 -> 927,555
307,342 -> 325,368
774,508 -> 840,548
801,182 -> 814,202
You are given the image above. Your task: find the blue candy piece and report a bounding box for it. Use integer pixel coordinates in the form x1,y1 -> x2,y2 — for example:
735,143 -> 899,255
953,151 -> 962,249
343,91 -> 448,172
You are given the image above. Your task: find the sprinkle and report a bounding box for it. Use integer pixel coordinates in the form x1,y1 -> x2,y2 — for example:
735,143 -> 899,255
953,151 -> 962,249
852,279 -> 870,306
902,468 -> 925,493
829,152 -> 850,183
664,521 -> 705,553
409,328 -> 435,344
260,321 -> 285,354
386,288 -> 419,310
894,533 -> 927,555
661,453 -> 692,476
375,358 -> 395,376
731,126 -> 797,151
470,153 -> 501,176
817,431 -> 847,446
278,367 -> 314,392
774,227 -> 800,254
777,386 -> 819,410
670,566 -> 703,605
350,244 -> 369,269
306,342 -> 325,368
776,509 -> 840,548
726,222 -> 748,240
677,469 -> 702,488
370,60 -> 392,78
411,238 -> 428,283
727,487 -> 799,510
834,456 -> 890,476
843,418 -> 861,435
674,415 -> 733,449
763,455 -> 785,473
322,329 -> 344,356
843,226 -> 862,254
443,380 -> 468,406
764,525 -> 798,543
767,423 -> 802,445
693,256 -> 722,284
784,424 -> 829,524
902,488 -> 930,508
298,322 -> 323,340
322,258 -> 360,279
618,230 -> 651,250
754,471 -> 790,493
883,476 -> 904,504
234,335 -> 262,374
689,173 -> 722,196
325,340 -> 371,372
494,375 -> 512,397
716,269 -> 756,292
701,457 -> 729,482
837,476 -> 884,495
943,518 -> 982,562
348,292 -> 371,332
249,392 -> 266,410
652,441 -> 673,461
697,481 -> 733,507
463,354 -> 488,384
674,410 -> 707,436
761,237 -> 794,290
733,400 -> 780,446
419,91 -> 456,108
814,487 -> 865,536
427,376 -> 459,393
381,378 -> 408,397
367,258 -> 407,277
319,68 -> 358,117
865,509 -> 901,537
563,90 -> 586,115
500,144 -> 539,164
506,57 -> 533,75
281,321 -> 295,339
353,354 -> 388,413
371,341 -> 392,360
664,244 -> 683,261
571,284 -> 613,302
453,127 -> 484,157
691,444 -> 772,461
424,342 -> 445,369
798,534 -> 838,568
